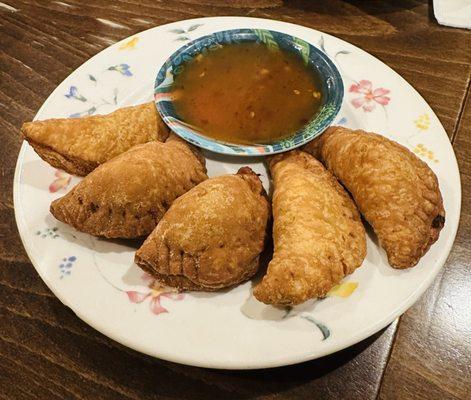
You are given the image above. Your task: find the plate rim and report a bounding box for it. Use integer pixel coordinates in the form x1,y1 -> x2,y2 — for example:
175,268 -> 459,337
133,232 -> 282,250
13,16 -> 462,370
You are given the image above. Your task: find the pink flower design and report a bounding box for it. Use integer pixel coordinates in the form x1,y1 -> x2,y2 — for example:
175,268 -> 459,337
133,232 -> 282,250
49,170 -> 71,193
349,80 -> 390,112
126,273 -> 184,315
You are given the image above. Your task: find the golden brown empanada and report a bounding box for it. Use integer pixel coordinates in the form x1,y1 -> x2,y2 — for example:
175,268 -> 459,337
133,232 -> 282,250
135,167 -> 270,291
254,151 -> 366,306
304,126 -> 445,269
50,135 -> 207,238
21,102 -> 169,176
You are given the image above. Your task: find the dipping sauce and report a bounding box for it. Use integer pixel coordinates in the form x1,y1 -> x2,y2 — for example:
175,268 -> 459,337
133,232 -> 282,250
172,42 -> 322,144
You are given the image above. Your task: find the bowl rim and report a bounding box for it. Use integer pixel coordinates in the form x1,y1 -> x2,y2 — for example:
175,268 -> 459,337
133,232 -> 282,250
154,28 -> 344,156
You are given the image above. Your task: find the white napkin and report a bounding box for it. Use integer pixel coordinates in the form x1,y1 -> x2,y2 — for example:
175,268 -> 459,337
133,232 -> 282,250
434,0 -> 471,29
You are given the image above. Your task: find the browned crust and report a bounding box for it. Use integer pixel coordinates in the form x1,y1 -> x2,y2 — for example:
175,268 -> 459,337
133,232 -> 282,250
254,150 -> 366,306
49,195 -> 162,239
26,138 -> 98,176
49,141 -> 208,239
135,253 -> 260,291
21,102 -> 170,176
134,167 -> 270,291
165,133 -> 206,170
414,213 -> 445,268
304,126 -> 445,269
155,111 -> 171,142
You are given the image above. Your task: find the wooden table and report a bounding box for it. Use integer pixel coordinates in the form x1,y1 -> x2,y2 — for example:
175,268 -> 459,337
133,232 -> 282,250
0,1 -> 470,399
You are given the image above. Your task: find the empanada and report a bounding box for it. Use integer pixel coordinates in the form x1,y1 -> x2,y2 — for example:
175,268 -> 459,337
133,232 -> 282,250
50,135 -> 207,238
135,167 -> 270,291
304,126 -> 445,268
254,151 -> 366,306
21,102 -> 169,176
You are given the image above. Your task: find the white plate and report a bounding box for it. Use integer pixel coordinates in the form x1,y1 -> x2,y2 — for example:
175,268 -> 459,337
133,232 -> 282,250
13,17 -> 461,370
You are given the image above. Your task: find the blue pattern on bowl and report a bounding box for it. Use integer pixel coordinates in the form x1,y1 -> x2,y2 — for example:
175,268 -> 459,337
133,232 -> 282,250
154,29 -> 344,155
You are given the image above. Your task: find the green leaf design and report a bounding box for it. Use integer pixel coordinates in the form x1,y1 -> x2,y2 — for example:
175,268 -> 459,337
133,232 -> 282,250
112,88 -> 118,105
300,315 -> 331,340
170,28 -> 185,34
173,65 -> 184,75
334,50 -> 351,61
292,37 -> 310,65
87,106 -> 97,115
280,137 -> 295,149
318,36 -> 326,52
188,24 -> 203,32
253,29 -> 279,51
304,103 -> 337,132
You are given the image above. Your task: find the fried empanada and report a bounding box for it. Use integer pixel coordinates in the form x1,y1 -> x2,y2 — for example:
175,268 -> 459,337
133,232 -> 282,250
304,126 -> 445,268
135,167 -> 270,291
254,151 -> 366,306
50,135 -> 207,238
21,102 -> 169,176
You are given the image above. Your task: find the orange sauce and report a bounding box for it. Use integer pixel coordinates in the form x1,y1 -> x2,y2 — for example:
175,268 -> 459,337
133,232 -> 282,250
172,42 -> 322,144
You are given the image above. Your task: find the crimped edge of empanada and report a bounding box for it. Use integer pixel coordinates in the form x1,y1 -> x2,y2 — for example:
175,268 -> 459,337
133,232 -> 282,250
20,102 -> 171,176
135,253 -> 261,291
134,167 -> 270,291
254,150 -> 366,306
307,126 -> 446,269
24,137 -> 98,176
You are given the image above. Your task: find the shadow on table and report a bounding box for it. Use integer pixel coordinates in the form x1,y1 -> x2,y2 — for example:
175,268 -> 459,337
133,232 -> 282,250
284,0 -> 440,27
49,295 -> 393,399
283,0 -> 420,16
141,324 -> 392,399
208,326 -> 390,395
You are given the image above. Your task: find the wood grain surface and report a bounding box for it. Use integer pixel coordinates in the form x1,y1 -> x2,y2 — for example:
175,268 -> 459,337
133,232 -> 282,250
0,1 -> 470,399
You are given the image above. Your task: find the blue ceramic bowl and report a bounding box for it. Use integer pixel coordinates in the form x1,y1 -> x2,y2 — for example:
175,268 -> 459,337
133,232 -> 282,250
154,29 -> 343,156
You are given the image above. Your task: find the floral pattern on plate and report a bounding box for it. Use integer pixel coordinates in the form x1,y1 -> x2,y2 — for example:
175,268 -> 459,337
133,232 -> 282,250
49,170 -> 71,193
169,23 -> 204,41
119,37 -> 139,51
59,256 -> 77,279
412,143 -> 439,163
414,113 -> 431,131
36,227 -> 59,239
13,17 -> 460,369
350,79 -> 391,112
126,273 -> 185,315
65,64 -> 133,118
